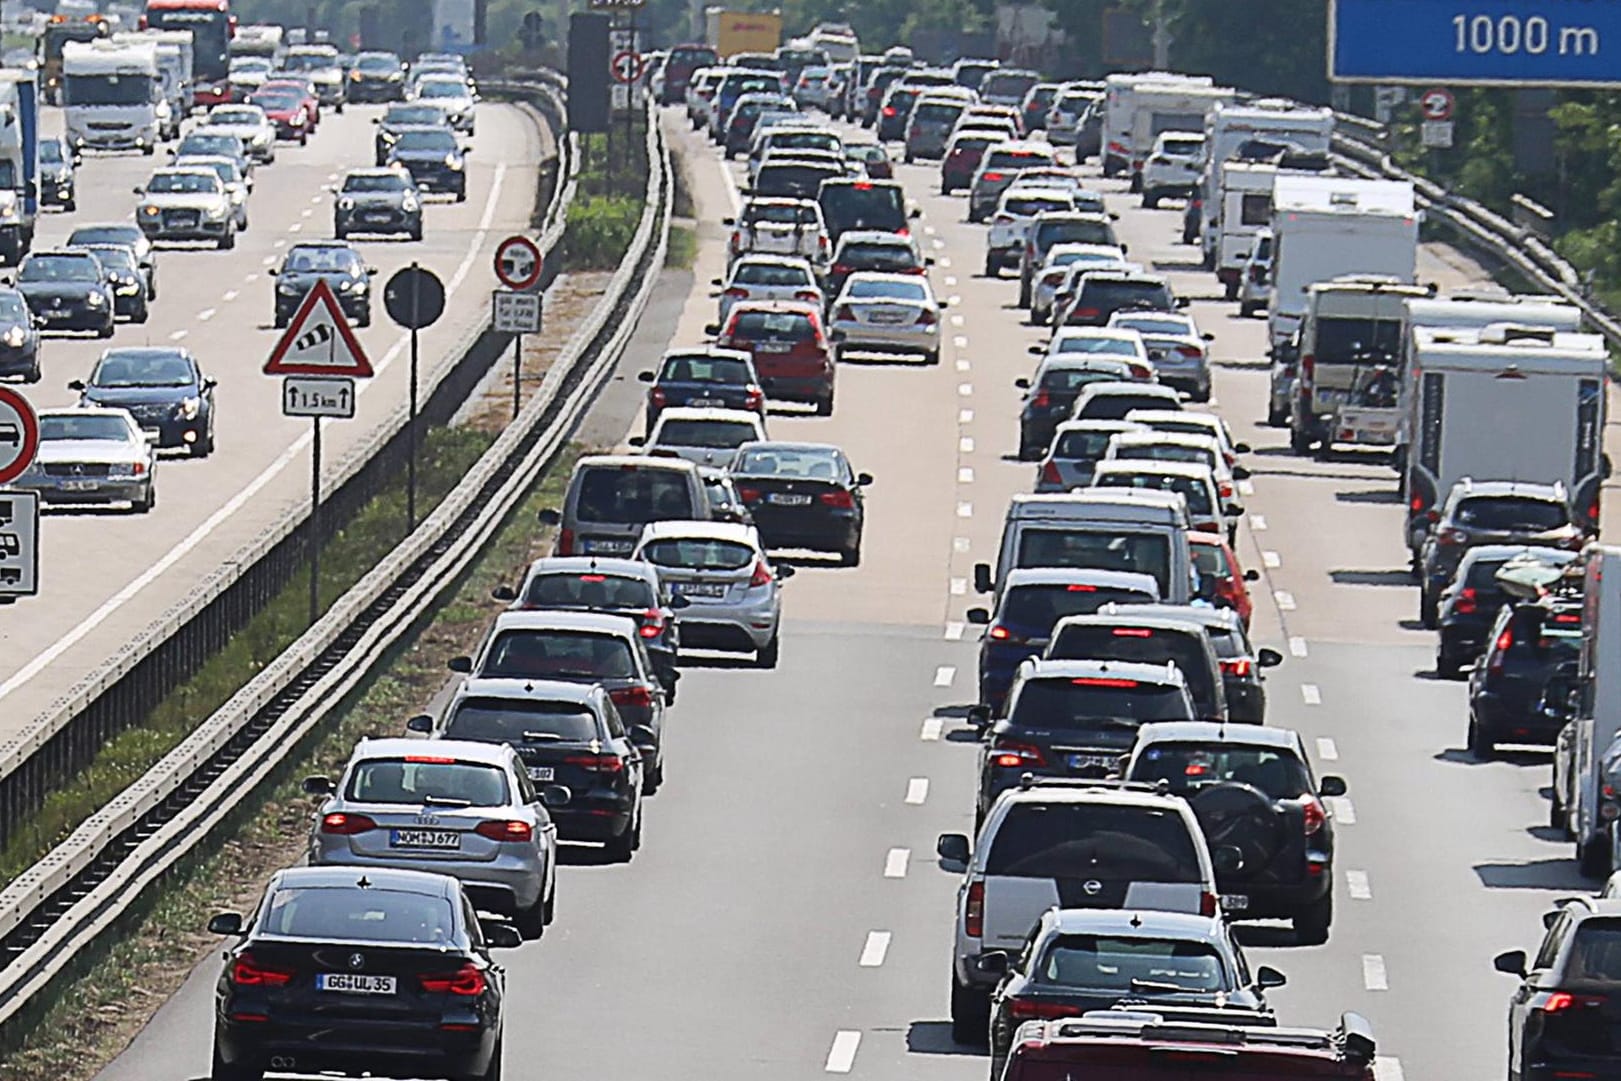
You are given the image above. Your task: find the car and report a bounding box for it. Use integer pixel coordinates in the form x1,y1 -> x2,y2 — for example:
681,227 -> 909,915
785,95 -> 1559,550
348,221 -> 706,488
635,406 -> 767,468
708,300 -> 836,416
1071,381 -> 1184,423
1141,131 -> 1207,207
14,406 -> 156,511
134,168 -> 238,249
38,136 -> 75,211
752,153 -> 846,201
1035,419 -> 1147,492
206,104 -> 278,164
1057,271 -> 1180,327
1469,593 -> 1584,757
875,80 -> 928,142
414,74 -> 477,134
1016,357 -> 1144,460
550,453 -> 715,558
1019,81 -> 1061,133
302,738 -> 561,938
969,140 -> 1058,222
282,44 -> 348,109
1046,86 -> 1098,146
1436,546 -> 1577,678
1094,459 -> 1234,541
984,908 -> 1283,1074
347,49 -> 407,102
827,270 -> 944,364
1045,610 -> 1229,722
69,346 -> 214,456
1020,211 -> 1124,307
792,63 -> 835,109
1031,244 -> 1129,324
334,167 -> 424,240
982,67 -> 1041,107
941,131 -> 998,195
1102,431 -> 1241,508
175,154 -> 252,231
728,440 -> 870,564
937,777 -> 1225,1041
387,125 -> 469,201
712,253 -> 822,324
227,56 -> 275,100
373,102 -> 453,164
1125,721 -> 1347,941
631,519 -> 792,667
725,197 -> 828,266
1125,408 -> 1249,469
843,141 -> 892,179
71,243 -> 149,324
172,128 -> 253,179
447,608 -> 669,794
1033,327 -> 1151,372
65,224 -> 157,299
1108,311 -> 1215,400
817,177 -> 911,243
638,347 -> 763,431
1495,896 -> 1621,1081
1117,603 -> 1281,723
0,288 -> 41,382
423,679 -> 646,859
1190,531 -> 1258,629
14,249 -> 115,336
1238,227 -> 1273,317
723,92 -> 798,157
1418,479 -> 1584,627
271,241 -> 376,328
904,93 -> 973,161
747,127 -> 844,181
250,80 -> 318,142
986,187 -> 1079,277
825,229 -> 927,297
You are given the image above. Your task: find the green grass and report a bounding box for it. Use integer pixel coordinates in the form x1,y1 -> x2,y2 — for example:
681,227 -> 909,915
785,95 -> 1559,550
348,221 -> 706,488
665,225 -> 698,269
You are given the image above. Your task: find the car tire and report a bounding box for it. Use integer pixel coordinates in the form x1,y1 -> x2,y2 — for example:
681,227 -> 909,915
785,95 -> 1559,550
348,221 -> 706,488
950,977 -> 990,1044
1143,192 -> 1160,209
604,804 -> 640,862
191,427 -> 214,458
358,306 -> 372,328
983,257 -> 998,278
457,1037 -> 502,1081
1266,403 -> 1288,428
1017,281 -> 1031,307
25,356 -> 39,383
1191,384 -> 1211,403
64,199 -> 76,212
410,223 -> 423,242
815,392 -> 833,417
514,894 -> 546,940
1239,300 -> 1257,317
644,757 -> 664,794
1293,892 -> 1332,945
924,349 -> 939,366
1223,278 -> 1240,301
456,186 -> 468,203
1551,786 -> 1567,832
211,1038 -> 263,1081
1420,590 -> 1439,630
757,634 -> 781,668
299,131 -> 309,146
1436,646 -> 1460,679
1467,716 -> 1495,760
1580,831 -> 1612,879
334,225 -> 347,240
97,320 -> 114,339
840,536 -> 862,567
218,227 -> 235,251
133,304 -> 149,324
1288,424 -> 1312,456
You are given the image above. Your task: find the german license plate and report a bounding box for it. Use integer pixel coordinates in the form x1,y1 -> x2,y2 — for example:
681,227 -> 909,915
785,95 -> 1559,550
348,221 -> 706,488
756,341 -> 790,353
1067,753 -> 1116,770
582,538 -> 632,554
527,766 -> 554,782
365,211 -> 393,222
677,582 -> 727,597
1219,893 -> 1250,911
767,492 -> 811,505
870,309 -> 909,324
390,829 -> 460,850
317,973 -> 397,995
59,479 -> 97,491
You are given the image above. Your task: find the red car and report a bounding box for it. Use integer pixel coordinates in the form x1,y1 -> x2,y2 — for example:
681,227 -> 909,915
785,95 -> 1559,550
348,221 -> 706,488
252,79 -> 319,141
1190,530 -> 1257,628
707,300 -> 836,416
941,133 -> 996,194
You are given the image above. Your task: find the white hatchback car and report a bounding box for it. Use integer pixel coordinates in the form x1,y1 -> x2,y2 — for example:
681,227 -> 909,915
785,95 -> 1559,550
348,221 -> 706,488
632,520 -> 793,667
635,406 -> 767,468
827,271 -> 945,364
1031,243 -> 1128,324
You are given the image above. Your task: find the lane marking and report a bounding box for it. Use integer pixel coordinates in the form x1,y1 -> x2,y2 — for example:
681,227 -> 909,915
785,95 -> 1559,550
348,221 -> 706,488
958,408 -> 974,424
931,238 -> 945,250
1362,954 -> 1388,991
959,436 -> 974,453
953,335 -> 968,348
950,314 -> 965,327
957,382 -> 973,396
197,308 -> 216,322
222,289 -> 238,302
1316,737 -> 1338,760
289,222 -> 303,232
309,194 -> 322,204
1347,870 -> 1372,900
1301,683 -> 1321,705
825,1031 -> 861,1073
956,501 -> 973,518
1289,636 -> 1309,657
921,717 -> 944,740
884,847 -> 910,878
938,256 -> 952,268
944,275 -> 958,287
933,665 -> 956,687
1375,1057 -> 1404,1081
272,239 -> 286,248
905,778 -> 929,805
955,358 -> 970,372
949,577 -> 967,595
300,207 -> 313,218
1237,478 -> 1255,496
943,622 -> 965,642
244,273 -> 259,284
1250,514 -> 1268,531
169,329 -> 188,341
1330,795 -> 1356,824
261,255 -> 276,266
858,931 -> 892,967
958,467 -> 974,484
953,537 -> 970,553
947,294 -> 961,306
1262,550 -> 1281,568
923,224 -> 936,236
1274,590 -> 1296,610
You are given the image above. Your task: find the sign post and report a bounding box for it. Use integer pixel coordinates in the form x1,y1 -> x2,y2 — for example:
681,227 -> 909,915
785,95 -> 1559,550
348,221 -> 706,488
493,235 -> 545,421
0,491 -> 40,603
383,264 -> 446,532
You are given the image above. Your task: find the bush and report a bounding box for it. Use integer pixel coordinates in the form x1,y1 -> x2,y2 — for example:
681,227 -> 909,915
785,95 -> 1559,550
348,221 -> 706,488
564,194 -> 643,270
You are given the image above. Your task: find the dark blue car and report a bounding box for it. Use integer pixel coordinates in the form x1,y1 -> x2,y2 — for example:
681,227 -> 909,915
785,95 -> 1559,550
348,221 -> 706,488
639,346 -> 764,433
70,346 -> 215,457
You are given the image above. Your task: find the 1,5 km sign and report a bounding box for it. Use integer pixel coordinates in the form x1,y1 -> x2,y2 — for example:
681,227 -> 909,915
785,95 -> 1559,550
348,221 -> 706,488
1330,1 -> 1616,86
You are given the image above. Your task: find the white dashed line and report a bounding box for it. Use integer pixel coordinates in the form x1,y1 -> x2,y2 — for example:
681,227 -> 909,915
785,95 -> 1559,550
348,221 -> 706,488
289,222 -> 302,232
944,275 -> 958,287
957,382 -> 973,396
933,666 -> 956,688
931,238 -> 946,250
948,294 -> 961,306
326,172 -> 338,181
169,330 -> 188,341
1289,636 -> 1309,657
1274,590 -> 1296,610
953,334 -> 968,348
905,778 -> 929,805
953,536 -> 970,553
1301,683 -> 1321,705
1316,737 -> 1338,760
825,1031 -> 861,1073
955,358 -> 970,372
859,931 -> 892,967
921,717 -> 944,740
261,255 -> 276,265
1250,514 -> 1268,531
1237,478 -> 1255,497
300,207 -> 313,218
956,501 -> 973,518
884,848 -> 910,878
245,273 -> 259,285
222,289 -> 238,302
197,308 -> 216,322
1347,870 -> 1372,899
949,577 -> 967,595
310,194 -> 322,204
958,467 -> 974,484
1362,954 -> 1388,991
959,435 -> 974,453
1262,550 -> 1281,568
1330,796 -> 1356,824
943,623 -> 965,642
273,239 -> 286,248
1375,1057 -> 1404,1081
938,256 -> 952,268
958,408 -> 974,424
923,224 -> 936,235
950,314 -> 965,327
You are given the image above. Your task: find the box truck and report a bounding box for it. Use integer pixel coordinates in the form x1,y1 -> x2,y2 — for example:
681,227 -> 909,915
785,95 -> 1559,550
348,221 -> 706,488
1100,72 -> 1211,181
706,7 -> 784,59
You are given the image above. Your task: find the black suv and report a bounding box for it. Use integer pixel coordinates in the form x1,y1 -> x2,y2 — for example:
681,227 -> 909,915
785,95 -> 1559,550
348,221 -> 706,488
1495,896 -> 1621,1081
1045,611 -> 1229,723
1119,604 -> 1283,724
1468,595 -> 1583,757
1435,545 -> 1576,678
1419,479 -> 1583,627
1124,722 -> 1347,943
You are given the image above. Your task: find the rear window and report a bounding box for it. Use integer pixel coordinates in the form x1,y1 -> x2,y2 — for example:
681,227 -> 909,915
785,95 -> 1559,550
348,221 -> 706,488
574,465 -> 696,524
445,697 -> 601,743
1054,429 -> 1123,461
1035,934 -> 1229,992
481,630 -> 635,680
1048,625 -> 1216,704
1079,279 -> 1175,314
840,243 -> 919,270
1131,742 -> 1313,801
1008,677 -> 1193,729
1005,195 -> 1073,218
261,887 -> 457,945
659,355 -> 753,384
641,538 -> 756,570
523,572 -> 654,610
1038,220 -> 1115,247
986,149 -> 1056,171
983,72 -> 1039,99
743,203 -> 820,225
1191,543 -> 1233,581
986,803 -> 1202,880
848,278 -> 927,301
1079,394 -> 1178,421
1016,529 -> 1172,596
1313,316 -> 1402,362
820,183 -> 907,235
656,419 -> 759,449
1042,368 -> 1125,395
914,102 -> 963,123
1563,920 -> 1621,984
1115,444 -> 1217,470
1000,582 -> 1156,629
346,758 -> 509,806
1056,337 -> 1139,358
757,164 -> 841,193
732,310 -> 816,341
770,131 -> 840,153
1463,557 -> 1512,591
1239,192 -> 1271,226
1456,496 -> 1569,531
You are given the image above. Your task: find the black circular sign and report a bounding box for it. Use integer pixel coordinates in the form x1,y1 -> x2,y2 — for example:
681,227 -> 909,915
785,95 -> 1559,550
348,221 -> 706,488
384,266 -> 446,330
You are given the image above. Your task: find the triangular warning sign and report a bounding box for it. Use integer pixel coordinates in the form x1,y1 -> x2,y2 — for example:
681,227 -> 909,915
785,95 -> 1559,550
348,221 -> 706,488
263,278 -> 374,377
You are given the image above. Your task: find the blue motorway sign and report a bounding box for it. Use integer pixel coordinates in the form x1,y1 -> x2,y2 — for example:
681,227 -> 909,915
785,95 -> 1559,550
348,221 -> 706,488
1330,1 -> 1621,86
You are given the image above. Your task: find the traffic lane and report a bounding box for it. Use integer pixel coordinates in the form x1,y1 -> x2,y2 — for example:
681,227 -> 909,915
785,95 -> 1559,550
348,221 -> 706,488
0,102 -> 543,728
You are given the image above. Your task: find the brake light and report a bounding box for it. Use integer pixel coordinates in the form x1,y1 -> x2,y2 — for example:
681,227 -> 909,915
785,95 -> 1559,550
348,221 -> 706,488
965,881 -> 985,937
1542,992 -> 1576,1014
1030,390 -> 1050,409
403,755 -> 456,764
749,560 -> 774,587
1071,307 -> 1099,320
993,213 -> 1014,224
1302,796 -> 1326,836
990,739 -> 1048,768
882,106 -> 896,116
1219,658 -> 1253,677
854,181 -> 873,190
915,307 -> 937,326
1008,998 -> 1082,1021
557,528 -> 575,555
988,624 -> 1022,642
1455,587 -> 1478,615
820,489 -> 855,508
832,262 -> 852,276
1177,345 -> 1202,358
419,963 -> 488,996
1201,891 -> 1218,917
794,290 -> 821,303
563,753 -> 625,772
231,953 -> 294,987
1438,527 -> 1468,546
1111,627 -> 1153,637
982,171 -> 1004,182
1040,460 -> 1062,486
744,387 -> 764,409
723,286 -> 749,299
320,812 -> 377,835
1301,354 -> 1315,380
737,486 -> 761,502
610,685 -> 655,709
1409,495 -> 1426,514
474,820 -> 534,843
1219,481 -> 1234,499
1072,677 -> 1140,687
1490,626 -> 1514,674
639,609 -> 665,638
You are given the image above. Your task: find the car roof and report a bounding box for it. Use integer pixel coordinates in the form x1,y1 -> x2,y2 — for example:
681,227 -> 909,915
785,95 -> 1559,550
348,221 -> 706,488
1055,419 -> 1148,435
1458,544 -> 1576,565
273,864 -> 456,897
734,252 -> 815,268
638,518 -> 760,544
39,405 -> 134,418
345,167 -> 406,178
1453,479 -> 1565,499
1021,657 -> 1187,686
1048,243 -> 1125,258
488,608 -> 639,636
987,139 -> 1053,153
1079,270 -> 1169,285
1108,602 -> 1244,632
845,270 -> 930,285
1002,567 -> 1160,592
996,779 -> 1189,809
729,299 -> 821,315
1080,381 -> 1180,399
349,736 -> 514,767
1045,907 -> 1227,938
1053,611 -> 1213,636
1136,720 -> 1302,750
654,406 -> 763,423
735,439 -> 843,455
521,556 -> 657,580
575,453 -> 698,472
1095,460 -> 1219,482
1127,409 -> 1221,427
1109,431 -> 1220,449
1055,327 -> 1141,340
454,677 -> 603,707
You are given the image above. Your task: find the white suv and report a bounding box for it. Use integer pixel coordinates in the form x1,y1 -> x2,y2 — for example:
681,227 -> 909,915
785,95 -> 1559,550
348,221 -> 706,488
1140,131 -> 1206,209
935,777 -> 1224,1042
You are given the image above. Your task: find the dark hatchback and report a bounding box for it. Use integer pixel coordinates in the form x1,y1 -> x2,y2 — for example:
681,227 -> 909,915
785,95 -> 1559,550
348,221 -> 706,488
1496,897 -> 1621,1081
386,126 -> 469,200
1468,595 -> 1583,757
1436,545 -> 1576,678
271,241 -> 376,327
1120,604 -> 1283,725
728,440 -> 870,564
71,347 -> 215,456
74,243 -> 148,322
1016,359 -> 1137,461
348,50 -> 407,102
38,136 -> 75,210
1058,272 -> 1179,327
638,346 -> 764,430
1045,613 -> 1229,724
1419,482 -> 1583,628
13,249 -> 114,336
207,865 -> 517,1081
0,288 -> 41,382
818,178 -> 911,243
374,104 -> 452,165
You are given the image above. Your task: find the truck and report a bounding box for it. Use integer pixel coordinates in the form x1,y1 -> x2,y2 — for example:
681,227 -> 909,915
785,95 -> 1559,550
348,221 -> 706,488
62,39 -> 165,154
118,28 -> 194,128
1402,323 -> 1607,564
229,24 -> 284,62
1122,83 -> 1234,192
1100,72 -> 1212,181
1567,547 -> 1621,877
0,71 -> 40,265
705,7 -> 784,59
1198,100 -> 1335,262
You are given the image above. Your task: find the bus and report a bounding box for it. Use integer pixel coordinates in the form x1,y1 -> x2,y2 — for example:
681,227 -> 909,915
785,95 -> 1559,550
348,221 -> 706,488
142,0 -> 236,104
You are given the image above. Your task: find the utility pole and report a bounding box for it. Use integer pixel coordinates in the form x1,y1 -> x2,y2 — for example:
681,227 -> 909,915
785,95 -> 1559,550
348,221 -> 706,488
1151,0 -> 1172,69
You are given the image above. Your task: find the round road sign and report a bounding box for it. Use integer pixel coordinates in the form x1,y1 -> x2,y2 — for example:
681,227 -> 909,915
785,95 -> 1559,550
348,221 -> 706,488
0,386 -> 39,485
494,234 -> 543,291
1420,87 -> 1455,122
384,265 -> 447,330
611,50 -> 644,85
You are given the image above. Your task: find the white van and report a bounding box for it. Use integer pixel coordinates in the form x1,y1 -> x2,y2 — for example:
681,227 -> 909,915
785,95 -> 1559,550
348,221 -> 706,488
1571,547 -> 1621,876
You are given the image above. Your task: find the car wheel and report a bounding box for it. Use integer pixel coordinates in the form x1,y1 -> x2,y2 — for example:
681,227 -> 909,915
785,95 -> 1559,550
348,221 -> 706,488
757,634 -> 781,668
604,803 -> 640,862
274,312 -> 287,329
456,186 -> 468,203
410,223 -> 423,242
97,320 -> 114,339
1143,192 -> 1160,209
983,257 -> 998,278
1467,716 -> 1495,760
840,539 -> 861,567
63,198 -> 76,212
1436,645 -> 1460,679
815,391 -> 833,417
1017,282 -> 1031,307
133,304 -> 149,325
1288,424 -> 1312,456
1191,384 -> 1211,403
358,306 -> 372,328
514,894 -> 546,940
1293,892 -> 1332,945
299,131 -> 308,146
457,1037 -> 502,1081
1580,831 -> 1612,879
25,357 -> 39,384
190,429 -> 213,458
334,225 -> 347,240
1420,589 -> 1439,630
950,977 -> 990,1044
218,227 -> 235,251
643,756 -> 664,795
1239,300 -> 1257,317
211,1037 -> 263,1081
1551,786 -> 1567,832
1266,403 -> 1288,428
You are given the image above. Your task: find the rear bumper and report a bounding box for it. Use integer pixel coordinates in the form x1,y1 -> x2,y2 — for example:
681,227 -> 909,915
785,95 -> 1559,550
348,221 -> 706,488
1220,870 -> 1332,919
677,616 -> 776,652
216,1016 -> 496,1078
750,509 -> 859,552
308,850 -> 544,911
1473,689 -> 1562,744
759,372 -> 833,403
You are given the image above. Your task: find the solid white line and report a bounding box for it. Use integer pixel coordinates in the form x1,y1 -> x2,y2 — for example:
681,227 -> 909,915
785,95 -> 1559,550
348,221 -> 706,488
949,577 -> 967,595
1274,590 -> 1296,610
921,717 -> 944,740
1250,514 -> 1268,531
943,622 -> 965,642
1301,683 -> 1321,705
884,847 -> 910,877
825,1031 -> 861,1073
1375,1057 -> 1404,1081
1316,737 -> 1338,760
957,382 -> 973,396
1289,636 -> 1309,657
222,289 -> 238,302
933,665 -> 956,687
1331,796 -> 1356,824
956,501 -> 973,518
197,308 -> 216,322
169,329 -> 188,341
958,467 -> 974,484
955,358 -> 970,372
1362,954 -> 1388,991
905,778 -> 929,804
1262,550 -> 1281,568
953,536 -> 971,553
958,408 -> 974,424
1347,870 -> 1372,899
959,435 -> 975,453
858,931 -> 892,967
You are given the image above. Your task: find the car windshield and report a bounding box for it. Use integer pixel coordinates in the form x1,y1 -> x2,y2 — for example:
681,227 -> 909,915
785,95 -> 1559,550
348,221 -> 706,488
260,886 -> 457,945
1456,496 -> 1569,531
950,136 -> 996,155
985,803 -> 1202,880
641,538 -> 756,571
1056,337 -> 1139,358
344,174 -> 408,192
839,243 -> 917,270
20,255 -> 98,282
1313,316 -> 1402,361
446,698 -> 601,743
64,72 -> 152,107
523,572 -> 655,610
481,630 -> 636,680
178,135 -> 239,157
735,263 -> 812,287
1010,677 -> 1193,729
93,352 -> 193,387
284,247 -> 361,273
39,141 -> 63,164
251,92 -> 299,109
386,106 -> 445,125
731,311 -> 815,341
1001,583 -> 1156,629
232,59 -> 272,75
1036,934 -> 1229,992
345,758 -> 508,806
282,53 -> 337,73
40,414 -> 130,441
1098,472 -> 1213,515
575,466 -> 695,524
820,183 -> 906,235
0,292 -> 24,321
847,279 -> 926,301
770,132 -> 839,153
356,54 -> 400,72
148,172 -> 220,194
1133,742 -> 1313,800
396,130 -> 457,153
1016,530 -> 1173,596
1038,220 -> 1115,246
656,419 -> 759,449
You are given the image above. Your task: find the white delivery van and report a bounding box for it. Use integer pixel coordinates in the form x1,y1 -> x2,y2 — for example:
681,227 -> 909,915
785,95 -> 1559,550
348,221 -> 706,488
1572,547 -> 1621,876
1402,324 -> 1608,558
1199,100 -> 1334,256
1124,83 -> 1234,191
1101,72 -> 1212,180
974,490 -> 1194,604
1267,176 -> 1417,353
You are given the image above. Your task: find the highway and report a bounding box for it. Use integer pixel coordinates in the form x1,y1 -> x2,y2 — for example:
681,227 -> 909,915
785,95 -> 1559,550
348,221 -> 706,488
88,107 -> 1580,1081
0,98 -> 546,736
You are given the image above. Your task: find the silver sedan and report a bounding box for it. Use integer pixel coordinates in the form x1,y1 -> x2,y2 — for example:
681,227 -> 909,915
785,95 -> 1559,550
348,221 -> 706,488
827,271 -> 946,364
14,407 -> 156,512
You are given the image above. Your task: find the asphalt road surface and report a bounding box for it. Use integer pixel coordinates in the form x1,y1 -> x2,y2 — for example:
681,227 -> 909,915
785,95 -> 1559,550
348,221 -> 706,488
90,107 -> 1598,1081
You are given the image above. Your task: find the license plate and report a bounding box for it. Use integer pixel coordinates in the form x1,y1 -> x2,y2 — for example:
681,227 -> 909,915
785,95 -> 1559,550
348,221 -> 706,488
688,398 -> 723,408
59,479 -> 97,491
527,766 -> 554,781
756,341 -> 790,353
317,973 -> 397,995
767,492 -> 812,505
389,829 -> 460,850
581,538 -> 632,554
365,211 -> 393,221
1219,893 -> 1250,911
870,309 -> 909,324
676,582 -> 728,597
1068,753 -> 1116,770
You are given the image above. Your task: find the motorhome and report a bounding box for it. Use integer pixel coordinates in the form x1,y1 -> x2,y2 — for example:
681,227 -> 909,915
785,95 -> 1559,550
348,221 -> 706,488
1198,99 -> 1334,257
1100,71 -> 1212,180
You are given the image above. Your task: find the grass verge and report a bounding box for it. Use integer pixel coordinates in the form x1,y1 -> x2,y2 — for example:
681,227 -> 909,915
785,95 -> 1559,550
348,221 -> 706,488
666,224 -> 698,269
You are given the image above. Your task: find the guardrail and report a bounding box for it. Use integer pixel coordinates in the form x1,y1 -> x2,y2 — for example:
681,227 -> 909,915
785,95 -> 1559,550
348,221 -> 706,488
0,79 -> 573,853
0,94 -> 670,1038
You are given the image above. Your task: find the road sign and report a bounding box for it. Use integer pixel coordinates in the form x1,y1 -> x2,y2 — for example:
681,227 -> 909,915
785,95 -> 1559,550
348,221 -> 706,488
264,281 -> 374,377
493,290 -> 543,333
1330,0 -> 1620,86
0,388 -> 38,486
1421,120 -> 1456,148
611,83 -> 630,111
1420,87 -> 1455,121
609,27 -> 641,54
0,490 -> 39,599
494,234 -> 543,290
384,266 -> 446,330
283,375 -> 357,419
611,50 -> 643,84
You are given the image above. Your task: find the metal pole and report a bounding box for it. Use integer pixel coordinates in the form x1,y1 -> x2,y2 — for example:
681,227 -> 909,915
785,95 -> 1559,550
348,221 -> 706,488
513,332 -> 522,420
625,9 -> 636,183
1151,0 -> 1171,69
407,261 -> 419,532
310,416 -> 321,625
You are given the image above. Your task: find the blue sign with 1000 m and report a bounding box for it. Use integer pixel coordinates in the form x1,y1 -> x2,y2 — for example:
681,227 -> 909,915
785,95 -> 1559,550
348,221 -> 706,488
1331,0 -> 1621,85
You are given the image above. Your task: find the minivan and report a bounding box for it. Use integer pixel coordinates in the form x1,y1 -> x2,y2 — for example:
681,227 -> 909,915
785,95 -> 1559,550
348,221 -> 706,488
550,455 -> 711,558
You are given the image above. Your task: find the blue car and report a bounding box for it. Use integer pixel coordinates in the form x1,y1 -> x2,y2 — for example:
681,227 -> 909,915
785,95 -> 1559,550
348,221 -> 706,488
639,346 -> 764,433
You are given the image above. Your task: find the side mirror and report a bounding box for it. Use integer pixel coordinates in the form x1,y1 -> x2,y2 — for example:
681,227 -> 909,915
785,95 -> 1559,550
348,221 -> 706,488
627,435 -> 647,447
1257,647 -> 1284,668
909,206 -> 922,219
67,379 -> 85,391
491,585 -> 517,602
1027,345 -> 1043,356
1202,332 -> 1215,342
637,370 -> 655,383
131,185 -> 144,195
1318,774 -> 1348,798
704,323 -> 720,336
207,912 -> 244,936
855,472 -> 873,486
301,775 -> 335,795
925,257 -> 936,266
777,563 -> 796,579
447,656 -> 473,674
1232,465 -> 1251,480
966,607 -> 991,625
1254,965 -> 1287,990
537,508 -> 562,527
1243,568 -> 1260,581
1175,297 -> 1191,308
1224,502 -> 1244,517
1493,950 -> 1528,978
1234,442 -> 1252,454
936,832 -> 971,865
973,562 -> 993,594
669,594 -> 692,609
405,714 -> 433,734
539,784 -> 572,809
1014,377 -> 1031,389
977,951 -> 1010,976
721,217 -> 735,226
1212,844 -> 1244,875
710,277 -> 723,287
968,703 -> 992,730
483,921 -> 524,949
366,266 -> 380,276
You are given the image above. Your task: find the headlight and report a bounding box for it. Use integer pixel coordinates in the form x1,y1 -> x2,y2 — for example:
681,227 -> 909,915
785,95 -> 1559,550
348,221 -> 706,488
351,278 -> 368,293
401,196 -> 418,212
337,280 -> 352,292
350,72 -> 363,82
446,155 -> 463,169
85,291 -> 105,306
176,396 -> 200,419
112,460 -> 141,477
0,205 -> 19,222
338,197 -> 355,210
206,203 -> 227,219
388,72 -> 403,81
141,205 -> 160,216
2,326 -> 26,348
278,282 -> 300,295
291,112 -> 306,125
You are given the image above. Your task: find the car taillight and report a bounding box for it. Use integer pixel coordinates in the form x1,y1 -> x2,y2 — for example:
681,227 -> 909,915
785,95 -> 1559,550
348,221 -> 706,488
1538,991 -> 1607,1013
639,609 -> 665,638
820,489 -> 855,508
1409,494 -> 1427,515
1302,796 -> 1327,836
1219,658 -> 1252,677
744,387 -> 764,410
1040,460 -> 1062,485
1300,354 -> 1315,380
474,820 -> 533,843
557,527 -> 575,555
609,685 -> 655,709
882,106 -> 896,116
990,739 -> 1047,769
231,953 -> 294,987
915,307 -> 937,326
1031,390 -> 1050,409
1219,480 -> 1233,499
832,304 -> 854,321
419,963 -> 488,996
982,171 -> 1004,182
818,234 -> 829,250
1490,626 -> 1513,673
1072,307 -> 1099,320
723,286 -> 749,298
1455,587 -> 1478,614
320,812 -> 377,835
987,624 -> 1025,643
794,290 -> 821,303
965,881 -> 985,938
563,753 -> 625,772
1201,891 -> 1218,917
1177,345 -> 1202,358
832,262 -> 851,276
649,388 -> 666,408
1007,998 -> 1082,1021
993,213 -> 1013,224
749,560 -> 773,587
1438,527 -> 1468,546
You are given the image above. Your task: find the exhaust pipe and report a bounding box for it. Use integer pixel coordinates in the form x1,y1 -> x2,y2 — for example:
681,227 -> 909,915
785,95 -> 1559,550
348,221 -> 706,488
269,1056 -> 297,1070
